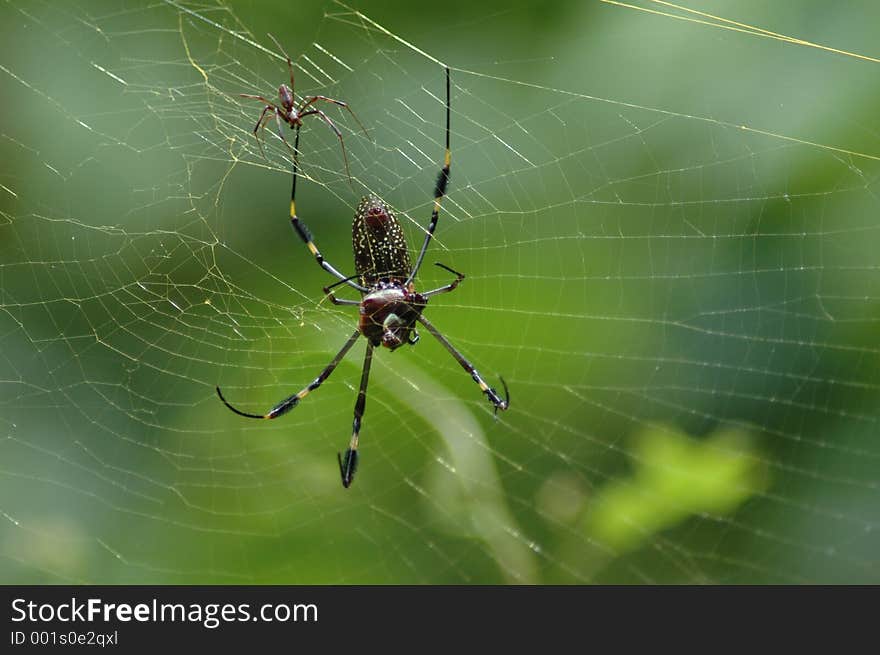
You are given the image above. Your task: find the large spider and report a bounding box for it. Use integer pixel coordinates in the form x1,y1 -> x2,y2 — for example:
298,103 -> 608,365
240,34 -> 367,181
217,67 -> 509,489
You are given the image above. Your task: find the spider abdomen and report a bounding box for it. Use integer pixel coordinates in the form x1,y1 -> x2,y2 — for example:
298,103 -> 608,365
352,194 -> 412,287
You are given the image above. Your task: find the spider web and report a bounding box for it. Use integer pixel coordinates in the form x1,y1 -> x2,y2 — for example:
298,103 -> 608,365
1,0 -> 879,584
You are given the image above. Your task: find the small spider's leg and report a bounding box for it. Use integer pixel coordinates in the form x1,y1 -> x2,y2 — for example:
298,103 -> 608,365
240,94 -> 278,106
406,66 -> 451,286
298,108 -> 353,187
288,125 -> 368,292
339,342 -> 373,488
422,261 -> 465,297
298,95 -> 370,140
216,330 -> 361,420
416,314 -> 509,413
240,95 -> 282,160
266,33 -> 295,94
252,105 -> 271,135
250,106 -> 273,160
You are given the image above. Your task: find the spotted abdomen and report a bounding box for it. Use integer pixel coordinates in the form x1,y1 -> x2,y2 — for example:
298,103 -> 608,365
353,194 -> 412,287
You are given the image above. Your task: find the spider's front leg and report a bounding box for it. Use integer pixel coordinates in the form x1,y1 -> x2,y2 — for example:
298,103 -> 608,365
287,125 -> 367,293
406,66 -> 452,285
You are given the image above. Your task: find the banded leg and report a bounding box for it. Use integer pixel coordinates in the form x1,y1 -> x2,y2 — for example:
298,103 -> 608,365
216,330 -> 360,419
422,262 -> 465,298
338,342 -> 373,488
288,124 -> 368,292
417,314 -> 509,413
406,66 -> 452,285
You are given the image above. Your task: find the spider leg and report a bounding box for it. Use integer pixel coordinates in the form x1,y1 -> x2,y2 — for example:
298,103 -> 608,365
422,261 -> 465,297
216,330 -> 361,420
416,314 -> 509,414
252,105 -> 272,134
288,125 -> 368,292
321,274 -> 363,305
240,93 -> 278,106
298,95 -> 370,139
326,293 -> 360,306
298,108 -> 353,186
323,273 -> 363,294
338,342 -> 373,488
250,105 -> 274,160
406,66 -> 451,286
241,95 -> 284,159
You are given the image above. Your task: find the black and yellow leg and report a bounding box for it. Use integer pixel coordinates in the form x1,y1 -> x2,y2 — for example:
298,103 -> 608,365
417,314 -> 509,414
407,66 -> 452,285
287,125 -> 368,292
216,330 -> 361,420
339,342 -> 373,488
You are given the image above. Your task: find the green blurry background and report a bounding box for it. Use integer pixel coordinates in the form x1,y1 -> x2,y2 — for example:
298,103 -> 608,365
1,0 -> 879,583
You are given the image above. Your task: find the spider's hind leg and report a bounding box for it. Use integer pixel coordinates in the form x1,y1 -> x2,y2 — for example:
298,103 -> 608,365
416,314 -> 509,413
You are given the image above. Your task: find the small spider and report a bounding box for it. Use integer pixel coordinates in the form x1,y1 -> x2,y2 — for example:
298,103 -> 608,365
218,67 -> 509,489
240,33 -> 367,182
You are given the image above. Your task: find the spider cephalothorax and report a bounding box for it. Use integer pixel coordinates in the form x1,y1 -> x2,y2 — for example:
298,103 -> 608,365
218,67 -> 509,489
359,281 -> 427,350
